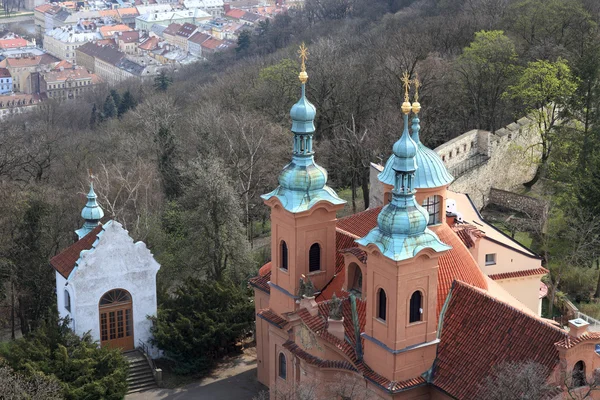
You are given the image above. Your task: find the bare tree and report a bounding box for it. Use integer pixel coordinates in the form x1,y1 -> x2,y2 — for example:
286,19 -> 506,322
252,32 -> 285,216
0,360 -> 62,399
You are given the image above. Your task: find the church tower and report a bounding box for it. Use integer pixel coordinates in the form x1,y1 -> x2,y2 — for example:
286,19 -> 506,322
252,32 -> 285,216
378,77 -> 454,231
75,181 -> 104,240
261,44 -> 346,316
356,75 -> 450,383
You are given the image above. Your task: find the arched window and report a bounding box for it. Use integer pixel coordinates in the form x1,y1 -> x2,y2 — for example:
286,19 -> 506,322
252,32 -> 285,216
409,291 -> 422,323
573,360 -> 585,387
349,263 -> 362,296
422,196 -> 441,225
377,289 -> 387,321
280,241 -> 288,270
278,352 -> 287,380
309,243 -> 321,272
64,290 -> 71,312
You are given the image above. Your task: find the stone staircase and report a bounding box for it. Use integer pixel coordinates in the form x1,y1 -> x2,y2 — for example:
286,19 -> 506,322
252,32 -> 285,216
124,350 -> 158,394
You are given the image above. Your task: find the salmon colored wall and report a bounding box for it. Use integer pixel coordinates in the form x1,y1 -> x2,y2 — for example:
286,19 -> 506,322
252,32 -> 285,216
254,288 -> 270,386
558,340 -> 600,389
266,200 -> 343,316
361,248 -> 441,382
474,237 -> 541,275
268,324 -> 292,400
495,276 -> 543,315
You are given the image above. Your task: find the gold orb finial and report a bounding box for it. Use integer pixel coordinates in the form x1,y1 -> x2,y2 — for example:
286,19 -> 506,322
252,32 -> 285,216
298,42 -> 309,83
412,74 -> 421,114
401,71 -> 412,114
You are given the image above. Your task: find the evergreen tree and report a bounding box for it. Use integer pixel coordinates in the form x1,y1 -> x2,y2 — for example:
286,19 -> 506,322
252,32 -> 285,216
150,278 -> 254,375
89,104 -> 97,128
236,30 -> 252,57
118,90 -> 136,117
0,317 -> 128,400
154,71 -> 173,92
109,89 -> 121,111
156,126 -> 182,199
102,95 -> 117,120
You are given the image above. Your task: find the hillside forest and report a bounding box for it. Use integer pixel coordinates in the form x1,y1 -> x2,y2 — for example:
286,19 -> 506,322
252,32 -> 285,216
2,0 -> 600,394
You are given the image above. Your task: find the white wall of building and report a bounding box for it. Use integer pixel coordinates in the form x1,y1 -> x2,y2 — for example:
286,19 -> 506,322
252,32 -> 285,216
66,220 -> 160,356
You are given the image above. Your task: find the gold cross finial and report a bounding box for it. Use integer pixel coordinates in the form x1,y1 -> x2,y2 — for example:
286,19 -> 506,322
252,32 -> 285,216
413,74 -> 420,103
401,71 -> 412,103
298,42 -> 309,83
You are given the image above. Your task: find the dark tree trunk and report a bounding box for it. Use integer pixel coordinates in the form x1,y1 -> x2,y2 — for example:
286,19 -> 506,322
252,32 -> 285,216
594,260 -> 600,298
361,166 -> 370,210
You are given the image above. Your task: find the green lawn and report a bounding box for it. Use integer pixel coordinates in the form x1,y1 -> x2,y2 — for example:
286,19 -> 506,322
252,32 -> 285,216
494,225 -> 534,248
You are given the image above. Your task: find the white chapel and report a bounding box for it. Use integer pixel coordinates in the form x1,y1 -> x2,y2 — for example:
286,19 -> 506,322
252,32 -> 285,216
50,182 -> 160,355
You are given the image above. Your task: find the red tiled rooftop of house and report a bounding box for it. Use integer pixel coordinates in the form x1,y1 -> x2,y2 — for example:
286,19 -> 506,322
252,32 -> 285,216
34,3 -> 53,12
50,225 -> 103,279
451,222 -> 485,248
225,8 -> 245,19
0,67 -> 10,78
432,280 -> 567,399
488,267 -> 549,281
201,38 -> 225,50
249,270 -> 270,294
0,38 -> 28,49
257,308 -> 287,329
163,23 -> 182,36
138,36 -> 159,51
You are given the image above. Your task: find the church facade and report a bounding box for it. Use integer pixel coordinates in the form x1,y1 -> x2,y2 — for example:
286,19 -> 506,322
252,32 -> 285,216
50,183 -> 160,356
250,56 -> 600,399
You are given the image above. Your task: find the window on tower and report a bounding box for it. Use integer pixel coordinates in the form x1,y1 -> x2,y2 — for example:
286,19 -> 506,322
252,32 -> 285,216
422,196 -> 441,225
377,289 -> 387,321
309,243 -> 321,272
409,291 -> 422,323
280,241 -> 288,270
278,353 -> 287,380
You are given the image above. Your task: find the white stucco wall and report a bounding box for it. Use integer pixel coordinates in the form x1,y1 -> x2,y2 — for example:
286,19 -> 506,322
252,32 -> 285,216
55,271 -> 75,327
66,220 -> 160,356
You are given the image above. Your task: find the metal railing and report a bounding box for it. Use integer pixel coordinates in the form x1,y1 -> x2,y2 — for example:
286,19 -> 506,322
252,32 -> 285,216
137,340 -> 157,371
448,154 -> 490,177
576,312 -> 600,332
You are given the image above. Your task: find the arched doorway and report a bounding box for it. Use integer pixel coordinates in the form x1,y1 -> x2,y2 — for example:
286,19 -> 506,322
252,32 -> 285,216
99,289 -> 134,351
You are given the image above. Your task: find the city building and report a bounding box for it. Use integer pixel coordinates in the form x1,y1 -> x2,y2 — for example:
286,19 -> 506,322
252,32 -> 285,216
0,53 -> 60,93
40,66 -> 100,99
0,68 -> 13,94
187,31 -> 209,57
50,183 -> 160,356
182,0 -> 224,17
115,31 -> 141,55
0,93 -> 45,119
44,27 -> 102,64
250,62 -> 591,399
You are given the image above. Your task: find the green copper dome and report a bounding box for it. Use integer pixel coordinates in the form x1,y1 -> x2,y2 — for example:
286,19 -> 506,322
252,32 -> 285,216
379,115 -> 453,189
75,181 -> 104,239
261,81 -> 345,213
357,114 -> 450,261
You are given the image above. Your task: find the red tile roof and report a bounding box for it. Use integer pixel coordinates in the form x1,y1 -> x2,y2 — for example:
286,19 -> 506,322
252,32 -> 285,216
225,8 -> 245,19
451,222 -> 485,249
49,225 -> 103,279
488,267 -> 549,281
0,38 -> 28,49
555,331 -> 600,349
0,67 -> 10,78
257,308 -> 287,329
336,206 -> 382,237
258,261 -> 271,277
249,270 -> 270,294
433,281 -> 567,399
201,38 -> 225,50
283,340 -> 358,371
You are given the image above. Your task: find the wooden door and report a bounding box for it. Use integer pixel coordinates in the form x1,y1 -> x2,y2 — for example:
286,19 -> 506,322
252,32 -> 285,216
99,289 -> 134,351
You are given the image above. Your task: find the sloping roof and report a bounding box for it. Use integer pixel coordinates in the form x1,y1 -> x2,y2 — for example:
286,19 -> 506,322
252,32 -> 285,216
2,54 -> 59,68
188,31 -> 210,45
451,222 -> 484,249
433,281 -> 567,399
117,31 -> 140,44
99,24 -> 133,38
0,38 -> 28,49
76,42 -> 125,66
201,37 -> 224,49
257,308 -> 287,329
249,270 -> 270,293
488,267 -> 549,281
176,22 -> 197,38
225,8 -> 245,19
50,225 -> 103,279
0,67 -> 11,77
117,7 -> 139,18
163,23 -> 182,36
139,36 -> 160,50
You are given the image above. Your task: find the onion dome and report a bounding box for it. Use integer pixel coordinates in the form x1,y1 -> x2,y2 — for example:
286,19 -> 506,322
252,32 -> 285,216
357,86 -> 450,261
75,181 -> 104,240
379,103 -> 453,189
261,45 -> 345,213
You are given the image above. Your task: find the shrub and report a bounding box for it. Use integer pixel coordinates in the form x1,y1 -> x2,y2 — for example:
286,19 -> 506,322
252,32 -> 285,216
150,278 -> 254,375
0,318 -> 128,400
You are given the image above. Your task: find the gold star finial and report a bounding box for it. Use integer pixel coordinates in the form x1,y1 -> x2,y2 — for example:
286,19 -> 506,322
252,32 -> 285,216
412,74 -> 421,114
298,42 -> 309,83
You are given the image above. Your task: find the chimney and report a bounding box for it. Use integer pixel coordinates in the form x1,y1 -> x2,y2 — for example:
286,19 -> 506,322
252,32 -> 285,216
224,3 -> 230,12
327,317 -> 344,340
569,318 -> 590,338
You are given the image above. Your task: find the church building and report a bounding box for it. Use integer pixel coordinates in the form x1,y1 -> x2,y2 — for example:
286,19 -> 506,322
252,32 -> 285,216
50,182 -> 160,356
250,50 -> 600,399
